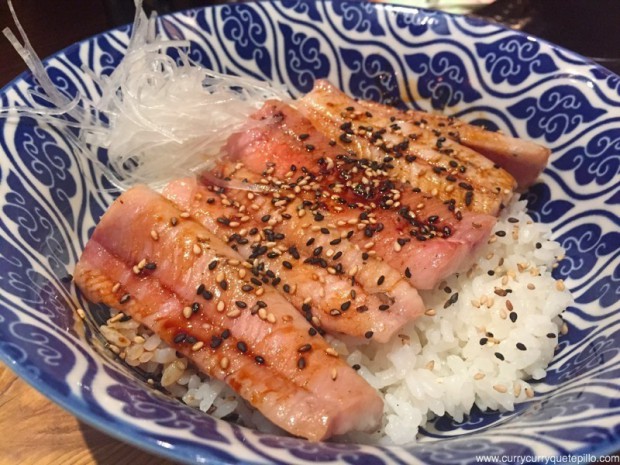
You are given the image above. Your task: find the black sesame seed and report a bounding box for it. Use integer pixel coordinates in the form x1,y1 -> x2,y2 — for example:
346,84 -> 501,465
185,336 -> 197,344
298,133 -> 309,140
509,312 -> 518,323
379,304 -> 390,311
298,344 -> 312,353
306,238 -> 315,246
237,341 -> 248,353
495,230 -> 506,237
297,357 -> 307,369
242,284 -> 253,292
494,352 -> 505,361
202,290 -> 213,300
377,275 -> 385,285
191,302 -> 201,313
333,251 -> 343,260
261,214 -> 271,223
210,336 -> 222,349
220,280 -> 228,290
313,246 -> 323,256
535,242 -> 542,249
144,262 -> 157,270
208,260 -> 218,270
479,337 -> 488,345
547,333 -> 557,339
308,327 -> 318,336
356,305 -> 369,313
174,333 -> 187,344
196,283 -> 206,295
235,301 -> 247,309
352,364 -> 361,370
405,267 -> 412,278
516,343 -> 527,351
221,329 -> 231,339
364,331 -> 374,339
255,355 -> 265,365
257,300 -> 267,308
283,261 -> 293,269
321,227 -> 330,234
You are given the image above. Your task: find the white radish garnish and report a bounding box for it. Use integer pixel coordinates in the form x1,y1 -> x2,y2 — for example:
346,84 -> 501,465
2,0 -> 289,190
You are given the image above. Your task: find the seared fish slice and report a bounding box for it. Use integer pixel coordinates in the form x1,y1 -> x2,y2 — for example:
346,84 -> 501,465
389,107 -> 551,188
225,100 -> 496,290
74,185 -> 383,441
163,177 -> 416,342
297,80 -> 518,215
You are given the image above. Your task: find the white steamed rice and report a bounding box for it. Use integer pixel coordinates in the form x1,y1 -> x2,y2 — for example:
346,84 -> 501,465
95,197 -> 573,445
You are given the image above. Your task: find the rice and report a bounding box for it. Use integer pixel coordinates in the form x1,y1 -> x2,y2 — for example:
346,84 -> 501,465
96,197 -> 572,445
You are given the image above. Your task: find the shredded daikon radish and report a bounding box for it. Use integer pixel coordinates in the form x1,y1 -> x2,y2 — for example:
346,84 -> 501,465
2,0 -> 290,190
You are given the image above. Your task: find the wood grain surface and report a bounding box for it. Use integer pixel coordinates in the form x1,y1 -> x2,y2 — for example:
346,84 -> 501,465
0,362 -> 174,465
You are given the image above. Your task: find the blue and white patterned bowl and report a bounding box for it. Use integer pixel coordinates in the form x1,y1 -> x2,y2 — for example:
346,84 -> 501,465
1,1 -> 619,463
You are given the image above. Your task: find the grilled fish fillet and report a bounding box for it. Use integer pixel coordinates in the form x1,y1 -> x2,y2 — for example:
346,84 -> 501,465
224,100 -> 496,290
73,185 -> 383,441
163,177 -> 420,342
297,80 -> 519,215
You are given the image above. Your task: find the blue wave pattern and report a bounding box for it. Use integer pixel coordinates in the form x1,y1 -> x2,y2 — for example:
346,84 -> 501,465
393,9 -> 450,36
405,52 -> 482,110
341,48 -> 400,105
220,5 -> 272,78
556,127 -> 620,186
278,23 -> 330,93
0,2 -> 619,465
508,86 -> 607,142
332,2 -> 385,36
476,35 -> 559,85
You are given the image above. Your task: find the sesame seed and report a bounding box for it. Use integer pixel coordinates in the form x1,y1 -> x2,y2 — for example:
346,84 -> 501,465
325,347 -> 338,357
217,301 -> 225,312
192,341 -> 204,351
76,308 -> 86,319
193,244 -> 202,255
474,372 -> 485,380
150,230 -> 159,241
425,309 -> 436,316
493,384 -> 507,393
182,306 -> 192,319
220,357 -> 230,369
298,344 -> 312,353
119,294 -> 131,304
227,308 -> 242,318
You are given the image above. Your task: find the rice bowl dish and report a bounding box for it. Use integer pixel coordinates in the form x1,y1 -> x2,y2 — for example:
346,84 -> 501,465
0,1 -> 618,463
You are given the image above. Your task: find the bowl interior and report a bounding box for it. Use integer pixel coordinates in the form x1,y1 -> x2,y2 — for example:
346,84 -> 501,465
0,2 -> 619,464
